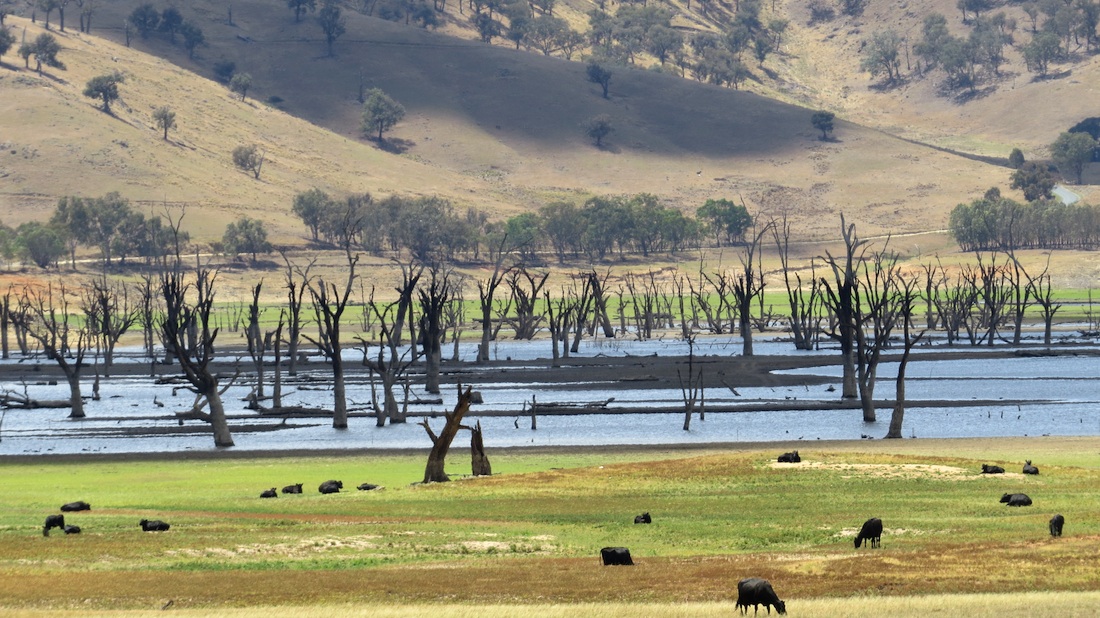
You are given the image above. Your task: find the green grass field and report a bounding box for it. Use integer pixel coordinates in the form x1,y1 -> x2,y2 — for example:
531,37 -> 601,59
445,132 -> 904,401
3,438 -> 1100,614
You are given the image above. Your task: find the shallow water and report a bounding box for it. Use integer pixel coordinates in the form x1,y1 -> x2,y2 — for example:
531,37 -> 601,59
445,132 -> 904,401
1,336 -> 1098,455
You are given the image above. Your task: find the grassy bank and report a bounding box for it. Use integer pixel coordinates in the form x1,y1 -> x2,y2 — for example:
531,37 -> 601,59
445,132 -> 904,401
3,438 -> 1100,612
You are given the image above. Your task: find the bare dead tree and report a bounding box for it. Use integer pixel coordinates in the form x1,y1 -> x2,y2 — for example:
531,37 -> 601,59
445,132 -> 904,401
359,290 -> 413,426
159,266 -> 234,447
470,420 -> 491,476
586,268 -> 617,339
245,281 -> 267,405
305,252 -> 359,429
820,215 -> 869,400
1,289 -> 10,360
851,248 -> 903,423
885,274 -> 926,439
506,267 -> 548,340
920,261 -> 944,331
732,219 -> 775,356
679,335 -> 704,431
271,311 -> 285,409
282,253 -> 316,376
972,254 -> 1011,346
1001,246 -> 1036,345
772,215 -> 822,350
567,271 -> 596,353
13,283 -> 91,419
392,259 -> 423,356
420,384 -> 475,483
444,274 -> 467,362
544,287 -> 575,362
1024,258 -> 1061,346
81,275 -> 139,376
418,265 -> 452,394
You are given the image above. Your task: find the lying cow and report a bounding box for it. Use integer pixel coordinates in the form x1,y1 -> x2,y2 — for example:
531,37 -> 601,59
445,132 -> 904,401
140,519 -> 171,532
634,512 -> 652,524
63,525 -> 81,535
1023,460 -> 1040,475
855,517 -> 883,549
357,483 -> 380,491
43,514 -> 65,537
600,547 -> 634,566
60,501 -> 91,512
282,483 -> 303,494
736,577 -> 786,615
1000,493 -> 1032,507
319,480 -> 343,494
981,464 -> 1005,474
260,488 -> 277,498
1050,514 -> 1065,537
777,451 -> 800,463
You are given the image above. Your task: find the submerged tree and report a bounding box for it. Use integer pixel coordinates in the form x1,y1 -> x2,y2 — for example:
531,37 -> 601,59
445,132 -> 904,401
13,283 -> 90,418
305,251 -> 359,429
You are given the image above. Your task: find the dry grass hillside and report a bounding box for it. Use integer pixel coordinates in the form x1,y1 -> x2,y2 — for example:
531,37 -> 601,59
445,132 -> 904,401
1,1 -> 1023,249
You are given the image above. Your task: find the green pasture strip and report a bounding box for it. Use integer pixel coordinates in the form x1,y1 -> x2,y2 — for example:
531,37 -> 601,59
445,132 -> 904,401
4,593 -> 1100,617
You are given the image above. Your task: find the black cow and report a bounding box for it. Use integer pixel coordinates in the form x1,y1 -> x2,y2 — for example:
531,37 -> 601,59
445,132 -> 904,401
854,517 -> 883,549
260,488 -> 277,498
357,483 -> 380,491
981,464 -> 1005,474
777,451 -> 800,463
319,480 -> 343,494
736,577 -> 787,615
60,501 -> 91,512
63,525 -> 81,535
140,519 -> 171,532
634,512 -> 652,524
1023,460 -> 1040,475
600,547 -> 634,566
1000,493 -> 1032,507
281,483 -> 303,494
43,514 -> 65,537
1050,514 -> 1065,537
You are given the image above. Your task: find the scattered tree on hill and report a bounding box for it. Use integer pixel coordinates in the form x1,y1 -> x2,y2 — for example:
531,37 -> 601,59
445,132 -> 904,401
0,25 -> 14,61
16,222 -> 64,268
25,32 -> 64,74
292,188 -> 331,242
811,111 -> 835,141
696,198 -> 752,246
180,22 -> 205,59
840,0 -> 868,17
128,3 -> 159,39
83,72 -> 123,114
586,61 -> 612,99
584,114 -> 613,147
153,106 -> 175,140
1050,131 -> 1096,184
35,0 -> 60,30
229,72 -> 252,101
0,2 -> 13,26
360,88 -> 406,141
74,0 -> 96,33
222,217 -> 272,263
1010,161 -> 1055,201
317,1 -> 346,56
213,60 -> 236,83
158,6 -> 183,42
288,0 -> 316,22
472,12 -> 501,43
232,144 -> 265,179
860,30 -> 902,84
1023,31 -> 1061,76
1008,148 -> 1025,169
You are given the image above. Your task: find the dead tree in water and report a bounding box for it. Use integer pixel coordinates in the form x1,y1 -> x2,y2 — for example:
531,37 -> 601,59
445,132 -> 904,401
477,237 -> 511,362
732,219 -> 775,356
506,267 -> 548,339
81,275 -> 139,376
421,385 -> 475,483
1,290 -> 10,359
679,335 -> 704,431
1025,263 -> 1061,346
159,267 -> 234,447
13,283 -> 90,419
305,251 -> 359,429
820,216 -> 868,400
885,274 -> 925,439
772,214 -> 822,350
281,253 -> 315,376
851,248 -> 901,423
360,289 -> 413,426
244,281 -> 267,404
418,265 -> 451,394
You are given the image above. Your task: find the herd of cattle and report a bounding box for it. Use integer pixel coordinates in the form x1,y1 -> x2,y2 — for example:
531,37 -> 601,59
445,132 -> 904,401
598,451 -> 1062,615
36,452 -> 1063,615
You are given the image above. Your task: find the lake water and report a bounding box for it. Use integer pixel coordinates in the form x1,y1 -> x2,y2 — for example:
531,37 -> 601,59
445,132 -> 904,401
1,336 -> 1098,456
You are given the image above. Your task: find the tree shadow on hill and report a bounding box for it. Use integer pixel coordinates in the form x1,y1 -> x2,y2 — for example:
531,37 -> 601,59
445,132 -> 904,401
1030,69 -> 1073,83
596,142 -> 621,154
948,84 -> 998,104
868,77 -> 907,93
376,137 -> 415,154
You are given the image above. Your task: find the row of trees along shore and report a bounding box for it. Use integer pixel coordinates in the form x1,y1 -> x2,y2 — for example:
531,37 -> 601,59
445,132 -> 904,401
1,193 -> 1093,451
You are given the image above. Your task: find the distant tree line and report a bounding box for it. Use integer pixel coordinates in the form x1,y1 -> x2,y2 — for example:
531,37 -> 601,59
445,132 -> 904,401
950,187 -> 1100,251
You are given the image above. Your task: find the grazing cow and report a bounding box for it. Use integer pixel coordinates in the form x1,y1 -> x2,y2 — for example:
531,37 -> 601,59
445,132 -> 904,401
43,514 -> 65,537
357,483 -> 380,491
634,512 -> 652,524
60,501 -> 91,512
260,488 -> 277,498
600,547 -> 634,566
1000,493 -> 1032,507
981,464 -> 1005,474
777,451 -> 800,463
63,525 -> 81,535
854,517 -> 883,549
140,519 -> 171,532
736,577 -> 787,615
1023,460 -> 1040,475
281,483 -> 303,494
1050,514 -> 1065,537
319,480 -> 343,494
